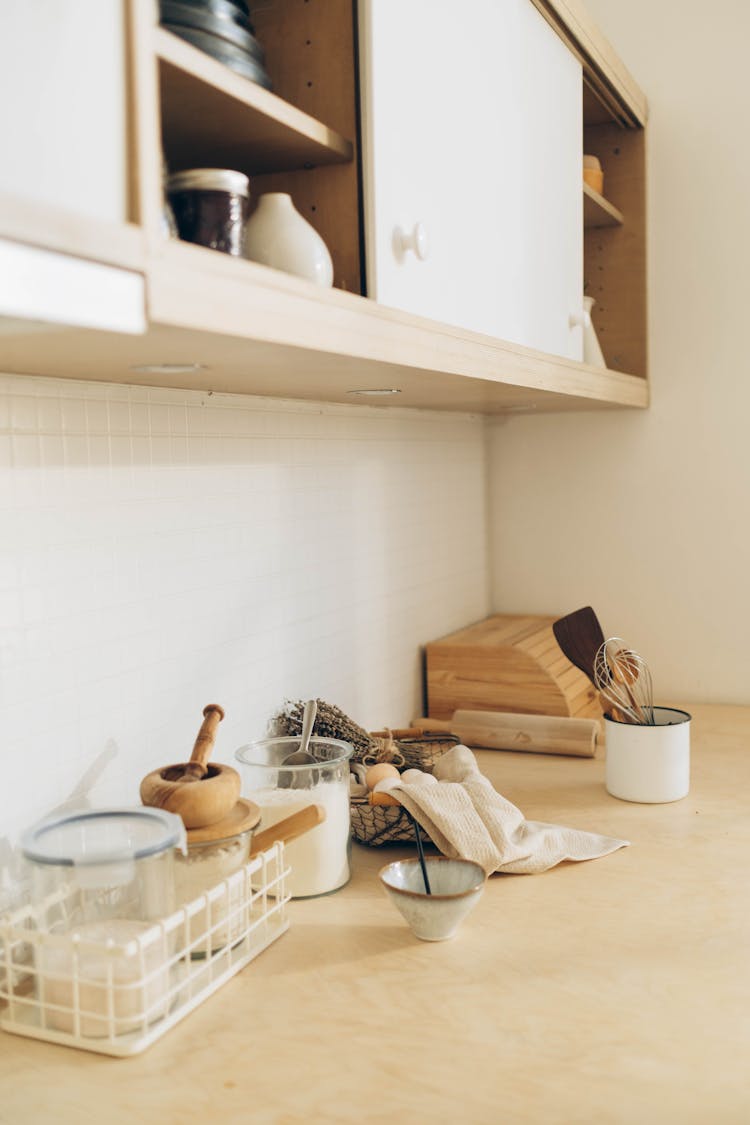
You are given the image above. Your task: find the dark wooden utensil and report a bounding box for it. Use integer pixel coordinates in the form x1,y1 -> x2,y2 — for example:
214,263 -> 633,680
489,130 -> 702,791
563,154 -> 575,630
553,607 -> 627,721
552,606 -> 605,686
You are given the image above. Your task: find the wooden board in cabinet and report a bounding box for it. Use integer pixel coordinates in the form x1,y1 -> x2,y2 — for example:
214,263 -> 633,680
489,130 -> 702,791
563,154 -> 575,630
249,0 -> 363,296
156,29 -> 353,174
583,184 -> 624,230
153,9 -> 359,292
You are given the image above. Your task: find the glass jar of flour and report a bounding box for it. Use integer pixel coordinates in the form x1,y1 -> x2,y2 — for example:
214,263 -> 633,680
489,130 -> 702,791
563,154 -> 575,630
174,798 -> 261,958
235,737 -> 352,898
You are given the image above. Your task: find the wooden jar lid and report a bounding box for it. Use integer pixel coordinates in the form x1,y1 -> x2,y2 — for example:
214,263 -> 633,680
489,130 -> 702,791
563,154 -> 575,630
185,798 -> 261,844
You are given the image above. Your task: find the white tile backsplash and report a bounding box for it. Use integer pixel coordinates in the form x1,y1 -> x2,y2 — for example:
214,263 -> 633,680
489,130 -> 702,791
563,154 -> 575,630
0,373 -> 489,876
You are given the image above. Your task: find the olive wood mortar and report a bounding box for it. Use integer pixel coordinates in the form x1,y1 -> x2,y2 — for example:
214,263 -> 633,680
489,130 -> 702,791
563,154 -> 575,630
140,703 -> 241,828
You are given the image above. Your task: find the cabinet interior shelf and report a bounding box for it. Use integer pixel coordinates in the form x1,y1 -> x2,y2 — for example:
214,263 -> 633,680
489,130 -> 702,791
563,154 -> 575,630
583,182 -> 624,228
156,27 -> 354,175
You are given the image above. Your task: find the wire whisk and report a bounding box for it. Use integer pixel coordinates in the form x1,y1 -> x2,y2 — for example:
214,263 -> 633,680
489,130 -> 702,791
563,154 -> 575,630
594,637 -> 655,725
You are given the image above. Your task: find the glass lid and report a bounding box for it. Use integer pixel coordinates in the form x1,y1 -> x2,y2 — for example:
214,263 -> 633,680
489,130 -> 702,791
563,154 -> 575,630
21,807 -> 186,867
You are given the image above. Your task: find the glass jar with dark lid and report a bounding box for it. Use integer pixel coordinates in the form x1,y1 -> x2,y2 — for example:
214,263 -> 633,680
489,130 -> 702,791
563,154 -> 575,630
167,168 -> 250,256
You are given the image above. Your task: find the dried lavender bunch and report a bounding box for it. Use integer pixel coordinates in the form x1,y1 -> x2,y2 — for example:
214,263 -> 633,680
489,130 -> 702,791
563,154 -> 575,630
273,699 -> 378,760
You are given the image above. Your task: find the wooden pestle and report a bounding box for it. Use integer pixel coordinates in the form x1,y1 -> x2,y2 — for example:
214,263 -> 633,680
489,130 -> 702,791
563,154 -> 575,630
180,704 -> 226,781
140,703 -> 241,828
410,710 -> 600,757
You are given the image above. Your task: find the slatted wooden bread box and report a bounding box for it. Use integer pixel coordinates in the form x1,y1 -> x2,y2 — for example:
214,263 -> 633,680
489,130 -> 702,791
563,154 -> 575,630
425,614 -> 602,721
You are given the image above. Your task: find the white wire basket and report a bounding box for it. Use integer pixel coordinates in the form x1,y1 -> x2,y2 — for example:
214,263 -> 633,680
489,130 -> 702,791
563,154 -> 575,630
0,842 -> 289,1057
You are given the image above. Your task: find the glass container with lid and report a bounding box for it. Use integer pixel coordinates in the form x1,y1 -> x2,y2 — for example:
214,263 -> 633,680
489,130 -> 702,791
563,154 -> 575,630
174,798 -> 260,958
235,737 -> 352,899
21,806 -> 186,933
166,167 -> 250,256
19,807 -> 186,1038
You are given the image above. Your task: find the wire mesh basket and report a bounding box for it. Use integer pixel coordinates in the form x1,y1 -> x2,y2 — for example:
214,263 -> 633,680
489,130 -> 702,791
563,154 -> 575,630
350,731 -> 460,847
0,843 -> 290,1057
350,798 -> 432,847
367,730 -> 461,772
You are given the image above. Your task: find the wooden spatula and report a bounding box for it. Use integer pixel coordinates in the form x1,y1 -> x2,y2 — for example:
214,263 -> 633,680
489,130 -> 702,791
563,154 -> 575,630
552,606 -> 605,686
552,607 -> 625,721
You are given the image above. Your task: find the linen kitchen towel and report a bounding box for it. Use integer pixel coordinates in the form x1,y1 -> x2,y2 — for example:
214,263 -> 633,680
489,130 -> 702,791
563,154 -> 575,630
392,745 -> 629,875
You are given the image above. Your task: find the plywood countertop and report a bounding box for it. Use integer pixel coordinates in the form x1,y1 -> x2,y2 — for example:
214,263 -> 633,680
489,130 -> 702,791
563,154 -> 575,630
2,703 -> 749,1124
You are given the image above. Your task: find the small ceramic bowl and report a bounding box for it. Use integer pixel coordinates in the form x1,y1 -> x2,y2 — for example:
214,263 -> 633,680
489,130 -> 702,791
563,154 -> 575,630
379,857 -> 486,942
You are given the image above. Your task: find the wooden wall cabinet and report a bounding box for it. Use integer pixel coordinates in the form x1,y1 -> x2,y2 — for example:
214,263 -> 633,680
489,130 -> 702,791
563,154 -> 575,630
0,0 -> 649,416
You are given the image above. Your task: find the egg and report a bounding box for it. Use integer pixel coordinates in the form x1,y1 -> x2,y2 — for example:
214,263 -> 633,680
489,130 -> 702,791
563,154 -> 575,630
401,768 -> 438,786
365,762 -> 400,790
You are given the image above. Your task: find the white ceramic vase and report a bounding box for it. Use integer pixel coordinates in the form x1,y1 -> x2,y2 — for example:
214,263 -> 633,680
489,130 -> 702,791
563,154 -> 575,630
582,295 -> 606,367
244,192 -> 333,287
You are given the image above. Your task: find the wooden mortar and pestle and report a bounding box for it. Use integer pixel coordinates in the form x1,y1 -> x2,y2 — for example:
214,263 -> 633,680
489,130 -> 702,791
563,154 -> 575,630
140,703 -> 241,828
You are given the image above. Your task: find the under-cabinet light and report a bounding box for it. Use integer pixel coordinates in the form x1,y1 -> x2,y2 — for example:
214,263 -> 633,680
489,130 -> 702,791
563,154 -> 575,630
346,388 -> 401,397
130,363 -> 207,375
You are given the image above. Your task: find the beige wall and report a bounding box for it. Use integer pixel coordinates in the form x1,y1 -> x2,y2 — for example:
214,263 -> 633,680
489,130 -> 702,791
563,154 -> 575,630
488,0 -> 750,703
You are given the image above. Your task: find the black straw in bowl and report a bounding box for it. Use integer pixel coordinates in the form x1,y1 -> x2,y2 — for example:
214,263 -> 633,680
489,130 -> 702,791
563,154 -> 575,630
408,811 -> 431,894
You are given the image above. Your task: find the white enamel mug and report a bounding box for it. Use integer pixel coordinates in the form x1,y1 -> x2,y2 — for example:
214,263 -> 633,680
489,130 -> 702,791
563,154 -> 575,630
604,707 -> 691,803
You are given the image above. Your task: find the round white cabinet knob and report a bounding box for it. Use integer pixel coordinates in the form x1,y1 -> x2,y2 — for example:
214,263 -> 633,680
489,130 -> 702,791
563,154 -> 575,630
394,222 -> 430,261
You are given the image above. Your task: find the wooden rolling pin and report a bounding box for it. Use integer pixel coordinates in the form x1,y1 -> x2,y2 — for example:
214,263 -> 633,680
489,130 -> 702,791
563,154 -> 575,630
411,711 -> 599,757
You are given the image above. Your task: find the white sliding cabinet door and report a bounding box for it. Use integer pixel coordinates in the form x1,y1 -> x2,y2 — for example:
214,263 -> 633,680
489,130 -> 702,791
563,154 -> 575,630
0,0 -> 128,225
514,0 -> 583,359
359,0 -> 583,359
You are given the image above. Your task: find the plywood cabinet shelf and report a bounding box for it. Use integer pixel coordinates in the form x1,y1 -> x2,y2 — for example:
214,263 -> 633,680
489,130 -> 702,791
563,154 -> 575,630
583,182 -> 624,228
156,27 -> 354,176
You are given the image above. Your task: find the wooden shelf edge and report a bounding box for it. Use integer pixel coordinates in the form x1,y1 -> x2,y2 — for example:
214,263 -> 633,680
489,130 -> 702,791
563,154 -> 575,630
0,192 -> 146,273
155,27 -> 353,165
143,242 -> 649,412
531,0 -> 647,126
0,321 -> 649,415
583,182 -> 624,228
0,236 -> 647,414
0,324 -> 648,417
